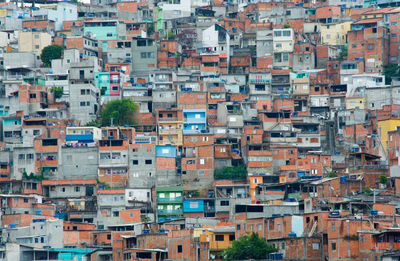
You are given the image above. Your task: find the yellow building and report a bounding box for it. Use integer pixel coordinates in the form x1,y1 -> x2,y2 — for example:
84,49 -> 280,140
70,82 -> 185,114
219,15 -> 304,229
199,226 -> 235,251
378,119 -> 400,152
18,31 -> 52,55
346,96 -> 366,110
320,22 -> 352,45
158,120 -> 183,146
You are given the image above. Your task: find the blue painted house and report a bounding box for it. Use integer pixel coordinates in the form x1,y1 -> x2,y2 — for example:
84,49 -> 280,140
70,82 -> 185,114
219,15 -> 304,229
156,145 -> 177,158
182,109 -> 207,134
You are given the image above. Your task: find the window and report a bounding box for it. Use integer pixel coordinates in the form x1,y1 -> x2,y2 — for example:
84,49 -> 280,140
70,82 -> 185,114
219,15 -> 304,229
80,102 -> 86,106
258,224 -> 262,231
277,224 -> 281,232
220,200 -> 229,206
145,160 -> 152,165
34,45 -> 39,50
24,198 -> 28,203
203,137 -> 208,141
331,224 -> 335,231
61,187 -> 65,192
81,89 -> 85,95
331,242 -> 336,251
29,94 -> 36,99
75,187 -> 80,192
250,225 -> 254,231
215,235 -> 224,241
106,33 -> 113,37
392,33 -> 397,38
372,28 -> 377,33
282,30 -> 291,36
200,159 -> 205,165
177,245 -> 183,253
281,242 -> 285,249
282,53 -> 289,61
237,224 -> 241,231
113,211 -> 119,217
312,243 -> 319,250
34,34 -> 39,39
229,235 -> 235,241
368,44 -> 375,50
132,160 -> 138,165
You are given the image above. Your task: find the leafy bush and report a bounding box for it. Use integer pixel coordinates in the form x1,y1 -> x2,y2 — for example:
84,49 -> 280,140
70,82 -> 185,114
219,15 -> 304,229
215,166 -> 247,180
223,233 -> 278,260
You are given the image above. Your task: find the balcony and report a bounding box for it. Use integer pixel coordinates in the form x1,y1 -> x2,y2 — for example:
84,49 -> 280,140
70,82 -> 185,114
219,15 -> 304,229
183,117 -> 206,124
66,134 -> 94,141
41,160 -> 58,167
158,117 -> 178,122
157,209 -> 183,215
157,197 -> 183,203
159,128 -> 181,135
375,242 -> 400,250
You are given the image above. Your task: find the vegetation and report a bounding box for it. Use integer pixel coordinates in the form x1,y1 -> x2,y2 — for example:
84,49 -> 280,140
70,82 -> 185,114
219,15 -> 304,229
100,99 -> 138,127
223,233 -> 278,260
344,234 -> 359,241
164,30 -> 175,40
383,63 -> 400,85
363,187 -> 372,195
379,175 -> 387,184
85,119 -> 101,127
51,87 -> 64,99
326,171 -> 338,178
215,166 -> 247,180
147,23 -> 155,35
141,215 -> 151,222
22,171 -> 45,181
40,44 -> 64,67
339,49 -> 347,59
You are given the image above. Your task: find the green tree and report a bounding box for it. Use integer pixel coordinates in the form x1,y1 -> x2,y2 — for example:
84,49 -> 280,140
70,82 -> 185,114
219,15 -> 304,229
340,49 -> 347,59
40,44 -> 64,67
85,119 -> 101,127
101,99 -> 138,126
326,171 -> 338,178
147,23 -> 155,35
223,233 -> 278,260
379,175 -> 387,184
163,30 -> 175,40
215,166 -> 247,180
383,63 -> 400,85
51,87 -> 64,99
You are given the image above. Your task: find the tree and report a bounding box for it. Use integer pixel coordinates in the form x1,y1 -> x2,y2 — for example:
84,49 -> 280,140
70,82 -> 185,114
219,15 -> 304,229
379,175 -> 387,185
215,166 -> 247,180
41,44 -> 64,67
383,63 -> 400,85
163,30 -> 175,40
223,233 -> 278,260
101,99 -> 138,126
85,119 -> 101,127
51,87 -> 64,99
147,23 -> 155,36
326,171 -> 338,178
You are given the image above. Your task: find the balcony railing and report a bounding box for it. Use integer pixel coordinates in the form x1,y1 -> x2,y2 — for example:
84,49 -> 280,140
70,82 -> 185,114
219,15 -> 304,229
159,117 -> 178,122
157,209 -> 183,215
157,197 -> 183,203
